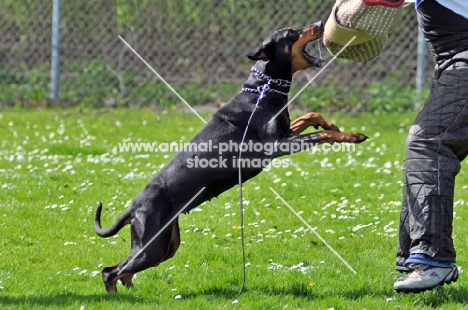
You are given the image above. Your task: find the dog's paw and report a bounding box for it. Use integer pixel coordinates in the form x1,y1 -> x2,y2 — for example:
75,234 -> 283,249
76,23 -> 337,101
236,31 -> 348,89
348,132 -> 368,143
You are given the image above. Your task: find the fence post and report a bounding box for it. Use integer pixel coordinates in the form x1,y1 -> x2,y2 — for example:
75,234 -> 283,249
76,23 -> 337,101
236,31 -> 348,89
51,0 -> 62,101
416,26 -> 426,94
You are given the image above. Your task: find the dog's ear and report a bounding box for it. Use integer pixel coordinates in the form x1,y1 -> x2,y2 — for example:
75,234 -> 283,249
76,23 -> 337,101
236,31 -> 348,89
247,41 -> 273,61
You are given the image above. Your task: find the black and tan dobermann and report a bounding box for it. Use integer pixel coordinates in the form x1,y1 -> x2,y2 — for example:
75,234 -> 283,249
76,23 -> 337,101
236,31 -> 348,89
94,21 -> 367,293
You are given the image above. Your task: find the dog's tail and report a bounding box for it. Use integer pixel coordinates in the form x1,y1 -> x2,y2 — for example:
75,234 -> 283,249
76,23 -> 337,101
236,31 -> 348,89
94,202 -> 131,238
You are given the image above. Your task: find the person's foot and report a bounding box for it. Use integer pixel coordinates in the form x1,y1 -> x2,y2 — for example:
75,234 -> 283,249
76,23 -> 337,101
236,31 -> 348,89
395,262 -> 413,273
394,264 -> 459,293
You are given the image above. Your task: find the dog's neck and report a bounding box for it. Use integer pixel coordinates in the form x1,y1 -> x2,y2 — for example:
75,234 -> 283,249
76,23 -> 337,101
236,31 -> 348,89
241,61 -> 292,97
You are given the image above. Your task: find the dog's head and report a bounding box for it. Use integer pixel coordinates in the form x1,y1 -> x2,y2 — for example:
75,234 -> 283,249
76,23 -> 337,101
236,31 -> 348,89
247,22 -> 325,74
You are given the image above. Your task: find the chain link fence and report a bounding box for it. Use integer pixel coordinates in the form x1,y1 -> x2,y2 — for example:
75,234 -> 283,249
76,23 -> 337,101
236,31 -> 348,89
0,0 -> 432,110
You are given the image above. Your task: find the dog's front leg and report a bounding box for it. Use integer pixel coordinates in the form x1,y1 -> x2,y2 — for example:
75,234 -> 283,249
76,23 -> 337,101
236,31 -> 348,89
290,112 -> 340,135
272,130 -> 367,156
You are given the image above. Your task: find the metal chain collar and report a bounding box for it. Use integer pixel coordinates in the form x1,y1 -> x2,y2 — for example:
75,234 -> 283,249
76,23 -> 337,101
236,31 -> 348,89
241,86 -> 289,97
250,67 -> 292,87
241,67 -> 291,97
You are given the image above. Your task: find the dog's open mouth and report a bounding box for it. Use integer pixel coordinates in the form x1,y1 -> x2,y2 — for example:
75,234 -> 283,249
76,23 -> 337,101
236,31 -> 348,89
302,39 -> 325,67
291,22 -> 325,72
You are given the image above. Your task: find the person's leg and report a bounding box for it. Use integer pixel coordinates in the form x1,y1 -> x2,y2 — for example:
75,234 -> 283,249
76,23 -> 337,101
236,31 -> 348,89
395,181 -> 412,272
394,60 -> 468,292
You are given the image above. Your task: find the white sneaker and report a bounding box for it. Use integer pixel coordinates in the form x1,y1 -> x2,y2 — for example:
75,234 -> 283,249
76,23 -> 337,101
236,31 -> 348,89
394,264 -> 458,293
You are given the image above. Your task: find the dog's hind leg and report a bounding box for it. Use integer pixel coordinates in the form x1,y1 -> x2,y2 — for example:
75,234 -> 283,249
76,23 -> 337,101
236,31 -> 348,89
101,212 -> 179,293
161,217 -> 181,262
119,273 -> 135,289
102,264 -> 127,293
102,247 -> 172,293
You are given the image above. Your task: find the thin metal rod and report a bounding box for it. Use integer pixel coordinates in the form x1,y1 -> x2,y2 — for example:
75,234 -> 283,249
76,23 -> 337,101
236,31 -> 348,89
50,0 -> 62,101
416,27 -> 427,94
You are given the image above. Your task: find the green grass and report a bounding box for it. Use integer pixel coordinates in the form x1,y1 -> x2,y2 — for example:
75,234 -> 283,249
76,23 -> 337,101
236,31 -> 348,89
1,108 -> 468,309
